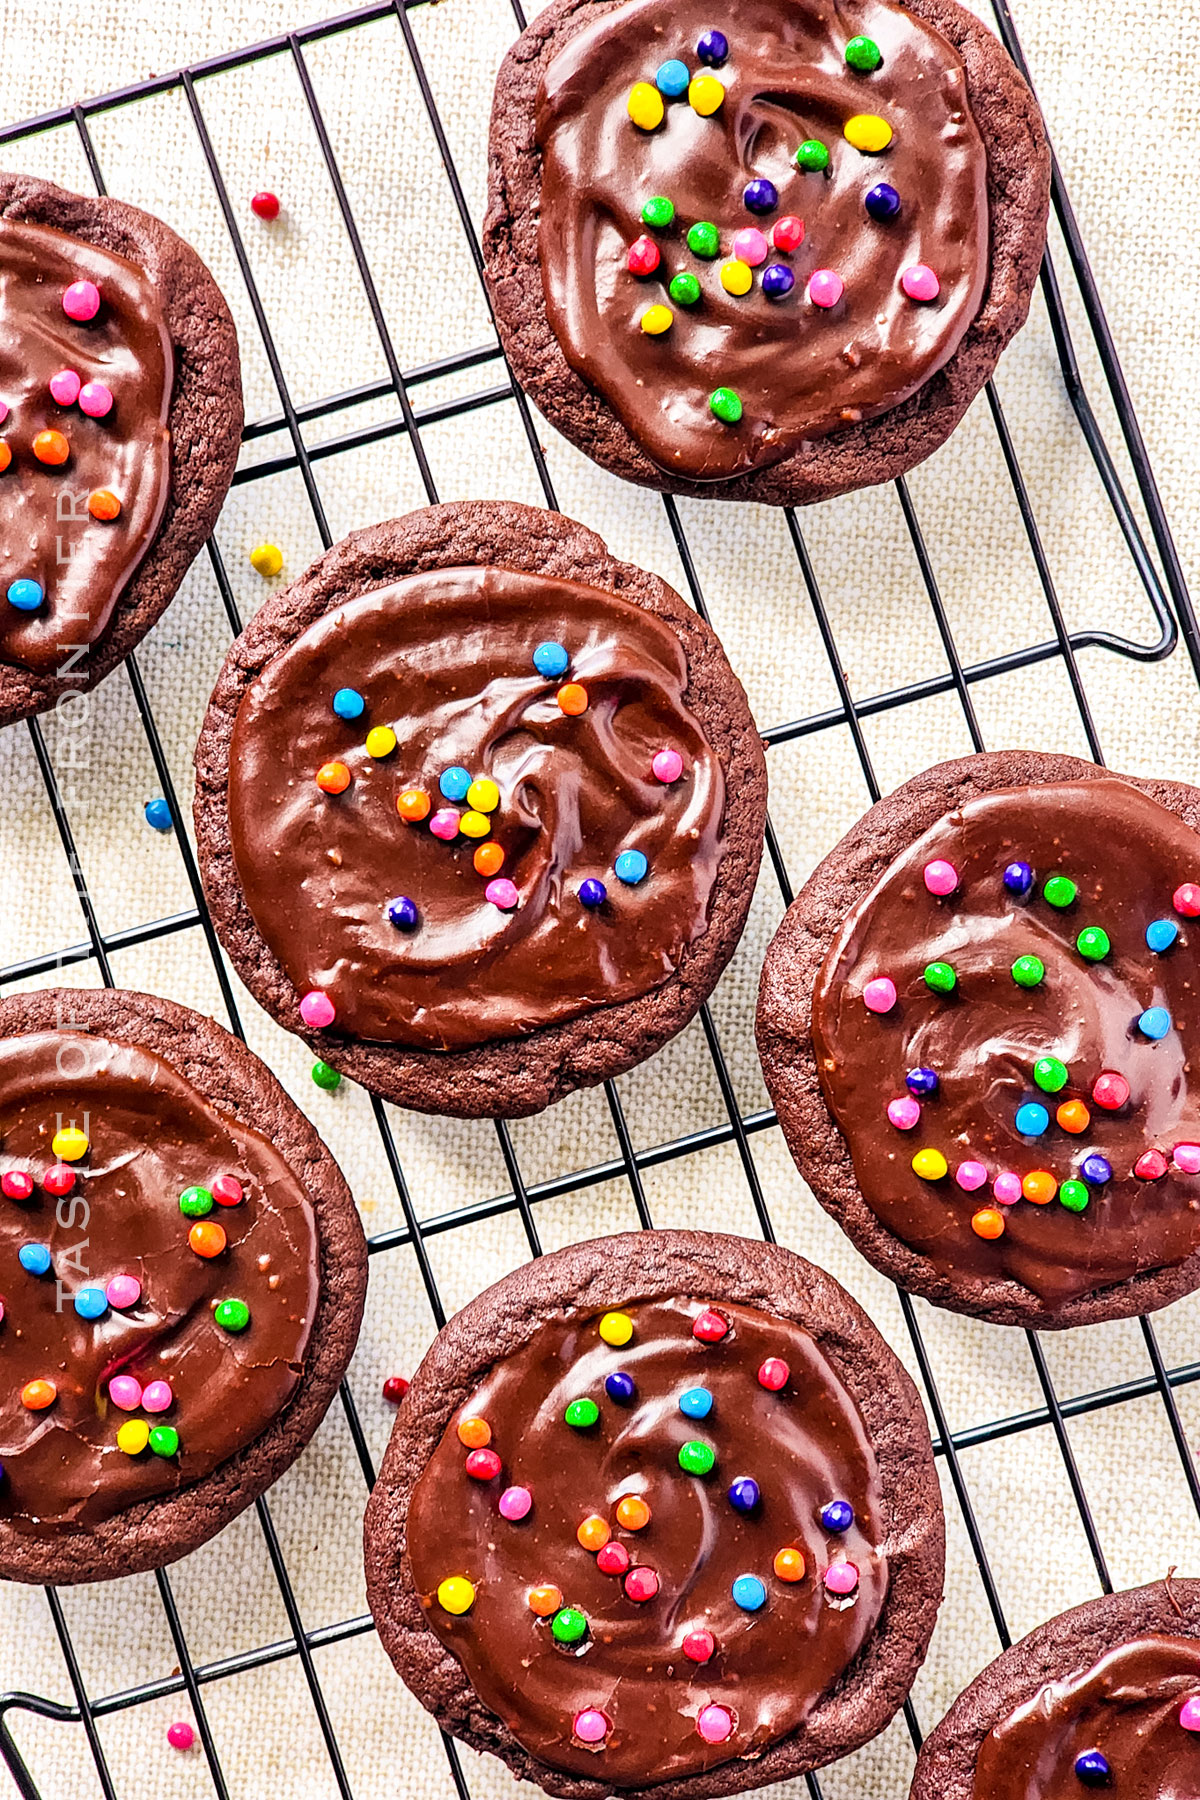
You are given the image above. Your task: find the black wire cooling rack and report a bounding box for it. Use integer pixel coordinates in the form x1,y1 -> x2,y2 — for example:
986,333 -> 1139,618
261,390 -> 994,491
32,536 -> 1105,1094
1,0 -> 1199,1796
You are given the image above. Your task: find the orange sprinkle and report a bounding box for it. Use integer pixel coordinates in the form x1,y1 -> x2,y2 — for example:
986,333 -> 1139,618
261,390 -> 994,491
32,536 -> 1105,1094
971,1207 -> 1005,1240
189,1221 -> 227,1259
615,1494 -> 651,1532
556,682 -> 588,716
528,1584 -> 563,1616
21,1379 -> 57,1411
1056,1100 -> 1090,1134
33,428 -> 69,466
457,1416 -> 491,1449
773,1547 -> 806,1583
316,761 -> 351,795
474,842 -> 504,878
397,787 -> 431,823
576,1514 -> 611,1552
0,442 -> 11,473
1022,1169 -> 1057,1205
88,488 -> 121,520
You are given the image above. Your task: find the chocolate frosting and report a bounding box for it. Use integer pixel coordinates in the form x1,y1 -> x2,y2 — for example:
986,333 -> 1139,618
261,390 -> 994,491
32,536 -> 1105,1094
404,1296 -> 886,1787
973,1635 -> 1200,1799
227,565 -> 726,1050
536,0 -> 988,482
0,219 -> 172,675
812,779 -> 1200,1307
0,1031 -> 318,1534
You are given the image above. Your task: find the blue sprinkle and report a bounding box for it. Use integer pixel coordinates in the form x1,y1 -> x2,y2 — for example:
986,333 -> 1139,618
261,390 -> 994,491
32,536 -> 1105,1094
679,1386 -> 713,1419
614,850 -> 648,885
761,263 -> 795,299
143,797 -> 173,833
728,1476 -> 760,1513
906,1067 -> 939,1098
1074,1750 -> 1111,1787
605,1370 -> 636,1403
864,181 -> 901,222
1015,1101 -> 1049,1137
7,578 -> 44,612
439,766 -> 471,802
532,641 -> 569,679
19,1244 -> 52,1277
386,896 -> 419,931
332,687 -> 365,720
74,1286 -> 108,1320
696,28 -> 728,64
731,1573 -> 766,1611
743,178 -> 778,214
821,1498 -> 855,1533
1138,1006 -> 1171,1040
1003,860 -> 1034,897
578,878 -> 607,909
655,58 -> 690,96
1147,918 -> 1179,953
1080,1154 -> 1112,1186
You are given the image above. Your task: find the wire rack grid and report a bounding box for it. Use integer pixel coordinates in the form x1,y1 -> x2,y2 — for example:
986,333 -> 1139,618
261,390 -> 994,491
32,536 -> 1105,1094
0,0 -> 1198,1796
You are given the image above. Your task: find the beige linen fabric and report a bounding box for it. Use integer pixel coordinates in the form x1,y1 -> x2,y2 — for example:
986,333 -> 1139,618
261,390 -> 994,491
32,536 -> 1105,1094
1,0 -> 1199,1795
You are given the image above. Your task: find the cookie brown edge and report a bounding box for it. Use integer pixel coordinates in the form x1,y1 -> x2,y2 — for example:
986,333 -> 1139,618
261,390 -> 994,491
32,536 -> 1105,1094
755,749 -> 1200,1329
0,986 -> 367,1586
909,1576 -> 1200,1800
0,171 -> 244,727
481,0 -> 1051,507
192,498 -> 769,1119
363,1229 -> 946,1800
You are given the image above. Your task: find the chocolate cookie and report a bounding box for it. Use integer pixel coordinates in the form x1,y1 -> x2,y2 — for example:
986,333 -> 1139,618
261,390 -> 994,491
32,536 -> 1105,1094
364,1229 -> 944,1800
757,750 -> 1200,1329
910,1577 -> 1200,1800
483,0 -> 1049,506
0,172 -> 242,727
0,987 -> 366,1585
193,500 -> 767,1119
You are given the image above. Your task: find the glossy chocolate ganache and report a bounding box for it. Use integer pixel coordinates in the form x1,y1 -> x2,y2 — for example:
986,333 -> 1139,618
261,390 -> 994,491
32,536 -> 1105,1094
536,0 -> 988,481
973,1636 -> 1200,1799
405,1296 -> 886,1786
0,1031 -> 318,1535
812,780 -> 1200,1308
0,218 -> 172,674
227,566 -> 726,1050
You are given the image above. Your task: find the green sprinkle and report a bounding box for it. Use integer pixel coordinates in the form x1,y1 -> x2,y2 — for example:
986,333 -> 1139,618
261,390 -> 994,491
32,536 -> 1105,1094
641,195 -> 675,229
924,961 -> 957,994
686,220 -> 720,259
669,270 -> 702,306
1058,1180 -> 1090,1213
678,1439 -> 716,1475
709,387 -> 742,424
845,35 -> 883,70
550,1607 -> 588,1645
149,1426 -> 180,1458
1043,875 -> 1078,909
1076,927 -> 1110,961
215,1298 -> 251,1334
179,1186 -> 214,1218
795,139 -> 830,172
311,1060 -> 342,1091
564,1397 -> 599,1430
1033,1056 -> 1069,1093
1012,955 -> 1045,988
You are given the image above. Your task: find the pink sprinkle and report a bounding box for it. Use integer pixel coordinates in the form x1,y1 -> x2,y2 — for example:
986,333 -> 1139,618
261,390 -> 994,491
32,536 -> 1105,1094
807,268 -> 844,309
732,227 -> 768,267
887,1097 -> 921,1131
142,1380 -> 173,1414
573,1709 -> 609,1744
901,264 -> 940,302
299,990 -> 335,1029
498,1485 -> 532,1521
167,1722 -> 195,1751
993,1171 -> 1022,1206
696,1704 -> 734,1745
1174,1144 -> 1200,1175
923,859 -> 958,897
108,1375 -> 143,1412
106,1275 -> 141,1310
955,1161 -> 988,1192
1180,1696 -> 1200,1732
0,1300 -> 5,1326
49,369 -> 81,406
823,1560 -> 859,1595
0,401 -> 8,424
429,807 -> 460,841
63,280 -> 101,321
863,977 -> 896,1014
652,748 -> 684,784
486,878 -> 519,911
79,381 -> 113,419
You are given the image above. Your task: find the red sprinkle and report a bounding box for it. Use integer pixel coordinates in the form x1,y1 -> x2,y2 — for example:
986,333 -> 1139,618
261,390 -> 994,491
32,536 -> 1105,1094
250,191 -> 280,221
1091,1071 -> 1130,1112
465,1447 -> 502,1481
1174,883 -> 1200,918
42,1164 -> 76,1197
212,1175 -> 244,1207
1135,1149 -> 1169,1181
597,1541 -> 631,1576
1,1170 -> 34,1201
682,1628 -> 715,1663
626,234 -> 661,277
692,1308 -> 728,1344
383,1376 -> 410,1403
757,1358 -> 790,1391
624,1566 -> 660,1603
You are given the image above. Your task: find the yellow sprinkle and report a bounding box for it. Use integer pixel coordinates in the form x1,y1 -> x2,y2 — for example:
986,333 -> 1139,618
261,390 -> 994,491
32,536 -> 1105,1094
437,1575 -> 476,1615
911,1148 -> 948,1181
598,1311 -> 633,1347
640,304 -> 674,335
459,810 -> 491,839
249,542 -> 284,577
117,1419 -> 150,1456
689,74 -> 725,116
365,726 -> 397,759
466,776 -> 499,813
51,1125 -> 89,1162
627,82 -> 664,130
843,113 -> 892,153
720,259 -> 753,297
